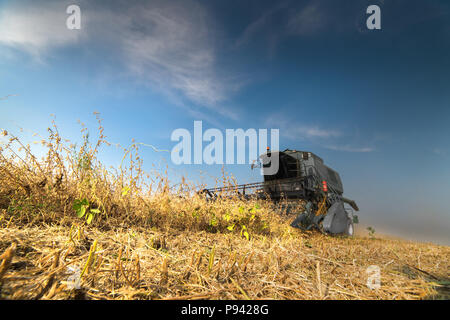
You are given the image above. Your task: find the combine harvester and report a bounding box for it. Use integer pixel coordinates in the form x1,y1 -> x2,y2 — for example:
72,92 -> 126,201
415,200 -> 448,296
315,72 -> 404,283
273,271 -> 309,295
201,149 -> 359,236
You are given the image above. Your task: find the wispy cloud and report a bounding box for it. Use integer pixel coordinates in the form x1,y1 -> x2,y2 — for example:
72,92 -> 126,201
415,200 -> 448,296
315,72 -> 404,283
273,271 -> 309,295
0,94 -> 19,101
0,1 -> 82,62
235,1 -> 330,51
267,114 -> 341,140
0,0 -> 243,119
300,126 -> 341,138
235,2 -> 288,49
432,148 -> 447,156
113,1 -> 225,108
325,145 -> 374,153
267,112 -> 377,152
286,3 -> 325,36
277,125 -> 341,140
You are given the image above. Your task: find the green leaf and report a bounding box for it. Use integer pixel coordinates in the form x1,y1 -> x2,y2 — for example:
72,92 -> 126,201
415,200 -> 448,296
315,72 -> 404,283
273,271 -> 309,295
73,201 -> 81,211
210,216 -> 218,227
240,225 -> 248,238
243,231 -> 249,241
73,198 -> 89,218
90,208 -> 100,214
121,186 -> 130,197
86,212 -> 94,224
77,205 -> 86,218
238,206 -> 245,214
73,199 -> 81,211
227,224 -> 235,231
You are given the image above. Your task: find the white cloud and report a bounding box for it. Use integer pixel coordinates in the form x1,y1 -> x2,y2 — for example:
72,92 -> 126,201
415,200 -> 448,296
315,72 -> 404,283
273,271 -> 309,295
0,94 -> 19,101
235,1 -> 327,50
114,1 -> 225,107
0,0 -> 242,118
287,4 -> 324,36
0,1 -> 82,61
325,145 -> 374,153
277,125 -> 341,140
301,126 -> 340,138
235,3 -> 286,48
432,148 -> 446,156
267,114 -> 340,140
267,113 -> 375,152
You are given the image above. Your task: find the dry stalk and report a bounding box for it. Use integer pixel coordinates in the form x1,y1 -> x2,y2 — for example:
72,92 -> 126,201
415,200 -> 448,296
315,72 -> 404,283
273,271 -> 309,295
0,243 -> 16,281
160,257 -> 169,286
115,247 -> 123,280
34,250 -> 60,300
230,277 -> 250,300
316,261 -> 323,299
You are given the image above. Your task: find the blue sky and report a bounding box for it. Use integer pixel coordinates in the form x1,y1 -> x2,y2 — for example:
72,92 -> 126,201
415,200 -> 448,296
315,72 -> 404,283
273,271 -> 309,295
1,0 -> 449,244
